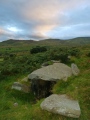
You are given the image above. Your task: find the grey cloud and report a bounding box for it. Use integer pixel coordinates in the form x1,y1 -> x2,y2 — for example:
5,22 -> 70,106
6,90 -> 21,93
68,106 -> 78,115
0,0 -> 90,41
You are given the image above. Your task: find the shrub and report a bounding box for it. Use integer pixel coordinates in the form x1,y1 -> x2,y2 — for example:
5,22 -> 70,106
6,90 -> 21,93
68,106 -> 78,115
9,53 -> 16,58
30,46 -> 47,54
68,47 -> 80,57
49,49 -> 69,63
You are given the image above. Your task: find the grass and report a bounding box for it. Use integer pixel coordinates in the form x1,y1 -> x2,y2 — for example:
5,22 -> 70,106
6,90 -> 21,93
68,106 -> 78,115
0,58 -> 4,62
0,45 -> 90,120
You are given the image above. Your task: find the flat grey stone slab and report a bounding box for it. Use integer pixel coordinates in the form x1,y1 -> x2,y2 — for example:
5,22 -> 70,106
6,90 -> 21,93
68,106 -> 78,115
40,94 -> 81,118
28,63 -> 73,81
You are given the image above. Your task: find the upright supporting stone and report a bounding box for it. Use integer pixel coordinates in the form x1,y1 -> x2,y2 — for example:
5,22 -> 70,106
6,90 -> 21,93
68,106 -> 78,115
71,63 -> 80,76
12,82 -> 30,93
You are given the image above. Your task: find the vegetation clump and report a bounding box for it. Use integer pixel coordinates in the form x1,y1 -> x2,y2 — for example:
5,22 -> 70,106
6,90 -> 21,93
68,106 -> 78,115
30,46 -> 47,54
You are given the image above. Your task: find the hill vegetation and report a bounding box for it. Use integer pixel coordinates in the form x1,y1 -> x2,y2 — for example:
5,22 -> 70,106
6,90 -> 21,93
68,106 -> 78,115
0,37 -> 90,120
0,37 -> 90,46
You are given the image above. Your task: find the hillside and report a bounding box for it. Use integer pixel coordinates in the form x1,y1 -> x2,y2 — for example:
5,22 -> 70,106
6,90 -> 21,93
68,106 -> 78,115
38,37 -> 90,46
65,37 -> 90,45
0,39 -> 36,46
0,37 -> 90,47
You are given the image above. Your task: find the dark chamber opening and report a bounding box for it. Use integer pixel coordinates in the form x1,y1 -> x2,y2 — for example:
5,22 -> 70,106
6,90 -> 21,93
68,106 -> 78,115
31,79 -> 56,99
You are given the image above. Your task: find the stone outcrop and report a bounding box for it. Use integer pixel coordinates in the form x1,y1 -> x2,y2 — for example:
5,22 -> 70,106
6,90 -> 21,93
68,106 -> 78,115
28,63 -> 73,82
40,94 -> 81,118
71,63 -> 80,76
12,82 -> 30,93
28,63 -> 73,98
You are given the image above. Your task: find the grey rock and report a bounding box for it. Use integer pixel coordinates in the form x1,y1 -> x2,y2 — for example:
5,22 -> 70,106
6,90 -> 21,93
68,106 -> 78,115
28,63 -> 73,82
51,60 -> 61,63
12,82 -> 30,93
40,94 -> 81,118
13,102 -> 18,107
41,60 -> 60,68
68,56 -> 71,59
41,62 -> 50,67
21,77 -> 28,82
71,63 -> 80,76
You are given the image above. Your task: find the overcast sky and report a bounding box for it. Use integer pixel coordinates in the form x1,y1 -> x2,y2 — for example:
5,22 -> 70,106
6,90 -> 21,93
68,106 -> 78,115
0,0 -> 90,41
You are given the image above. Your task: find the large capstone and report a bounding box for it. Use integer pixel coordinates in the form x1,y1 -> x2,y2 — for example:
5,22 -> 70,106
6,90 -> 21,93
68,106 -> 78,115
28,63 -> 73,98
40,94 -> 81,118
28,63 -> 73,82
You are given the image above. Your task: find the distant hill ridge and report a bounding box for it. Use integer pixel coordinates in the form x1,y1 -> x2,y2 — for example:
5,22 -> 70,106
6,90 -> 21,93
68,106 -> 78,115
0,37 -> 90,46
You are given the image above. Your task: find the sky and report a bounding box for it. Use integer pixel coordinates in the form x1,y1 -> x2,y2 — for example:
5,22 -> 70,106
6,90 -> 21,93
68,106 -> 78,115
0,0 -> 90,41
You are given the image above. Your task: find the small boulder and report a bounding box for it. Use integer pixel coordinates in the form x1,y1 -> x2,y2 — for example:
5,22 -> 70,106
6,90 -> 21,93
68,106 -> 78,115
40,94 -> 81,118
68,56 -> 71,59
71,63 -> 80,76
13,102 -> 18,107
12,82 -> 30,93
41,62 -> 50,68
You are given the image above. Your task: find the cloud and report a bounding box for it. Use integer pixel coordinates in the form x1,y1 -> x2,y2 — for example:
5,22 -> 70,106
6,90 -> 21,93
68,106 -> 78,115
46,23 -> 90,39
0,28 -> 6,35
0,0 -> 90,41
0,27 -> 11,36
